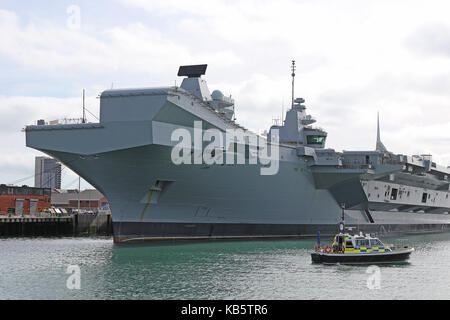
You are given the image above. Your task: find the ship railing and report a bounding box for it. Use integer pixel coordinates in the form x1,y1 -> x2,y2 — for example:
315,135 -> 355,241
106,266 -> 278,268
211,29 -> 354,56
304,125 -> 325,132
381,159 -> 404,165
24,118 -> 93,131
173,87 -> 250,132
340,164 -> 373,170
45,118 -> 86,125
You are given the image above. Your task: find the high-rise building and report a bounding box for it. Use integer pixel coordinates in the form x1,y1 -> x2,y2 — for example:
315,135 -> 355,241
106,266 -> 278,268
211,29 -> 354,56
34,156 -> 61,189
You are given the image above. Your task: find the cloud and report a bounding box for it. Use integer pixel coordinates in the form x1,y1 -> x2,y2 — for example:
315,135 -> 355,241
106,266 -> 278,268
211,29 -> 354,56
0,95 -> 99,188
311,72 -> 450,158
0,10 -> 190,77
1,1 -> 450,189
406,22 -> 450,58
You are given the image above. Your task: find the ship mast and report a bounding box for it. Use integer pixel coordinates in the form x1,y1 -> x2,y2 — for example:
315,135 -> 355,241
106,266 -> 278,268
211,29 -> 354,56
79,89 -> 85,211
82,89 -> 86,124
291,60 -> 296,108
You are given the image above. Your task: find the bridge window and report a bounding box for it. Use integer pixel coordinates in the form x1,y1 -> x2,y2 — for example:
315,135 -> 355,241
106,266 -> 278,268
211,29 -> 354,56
307,136 -> 326,145
422,192 -> 428,203
356,239 -> 370,246
390,188 -> 398,200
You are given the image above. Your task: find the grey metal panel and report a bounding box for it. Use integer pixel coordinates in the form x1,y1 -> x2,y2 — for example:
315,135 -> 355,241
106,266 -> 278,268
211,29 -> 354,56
15,199 -> 24,215
30,200 -> 38,214
26,121 -> 154,155
100,92 -> 167,122
100,87 -> 172,98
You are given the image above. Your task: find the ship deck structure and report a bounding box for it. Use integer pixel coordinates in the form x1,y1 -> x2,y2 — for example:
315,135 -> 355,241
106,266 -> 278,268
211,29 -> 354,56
25,63 -> 450,242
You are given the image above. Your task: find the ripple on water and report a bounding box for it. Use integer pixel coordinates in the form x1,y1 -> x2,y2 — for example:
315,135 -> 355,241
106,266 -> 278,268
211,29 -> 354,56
1,234 -> 450,299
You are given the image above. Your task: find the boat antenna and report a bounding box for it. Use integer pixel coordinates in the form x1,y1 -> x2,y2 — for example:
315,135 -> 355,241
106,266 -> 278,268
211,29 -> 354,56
291,60 -> 296,108
78,175 -> 81,213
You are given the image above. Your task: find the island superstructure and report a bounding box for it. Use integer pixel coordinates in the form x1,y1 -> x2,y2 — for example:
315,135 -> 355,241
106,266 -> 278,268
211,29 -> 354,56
25,63 -> 450,242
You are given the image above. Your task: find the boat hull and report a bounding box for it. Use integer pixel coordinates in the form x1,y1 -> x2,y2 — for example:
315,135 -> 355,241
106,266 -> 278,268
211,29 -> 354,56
311,248 -> 414,264
38,145 -> 450,243
112,221 -> 450,242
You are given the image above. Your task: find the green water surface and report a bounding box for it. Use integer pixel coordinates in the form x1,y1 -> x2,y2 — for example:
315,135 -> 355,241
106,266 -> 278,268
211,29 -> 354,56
1,233 -> 449,299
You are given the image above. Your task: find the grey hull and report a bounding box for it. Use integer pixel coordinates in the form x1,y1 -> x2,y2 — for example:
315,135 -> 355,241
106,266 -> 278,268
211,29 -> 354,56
26,141 -> 450,243
24,67 -> 450,243
311,249 -> 413,264
112,221 -> 450,242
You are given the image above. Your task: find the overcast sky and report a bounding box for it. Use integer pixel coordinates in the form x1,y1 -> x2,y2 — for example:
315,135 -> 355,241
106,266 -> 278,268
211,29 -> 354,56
1,0 -> 449,189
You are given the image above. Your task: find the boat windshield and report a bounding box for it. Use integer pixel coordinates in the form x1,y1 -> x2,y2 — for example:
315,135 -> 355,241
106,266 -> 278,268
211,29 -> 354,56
355,239 -> 370,246
369,239 -> 383,246
354,238 -> 384,247
345,239 -> 353,248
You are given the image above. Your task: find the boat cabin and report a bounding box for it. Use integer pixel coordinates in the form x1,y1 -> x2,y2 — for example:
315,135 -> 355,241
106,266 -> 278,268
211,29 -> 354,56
331,233 -> 391,253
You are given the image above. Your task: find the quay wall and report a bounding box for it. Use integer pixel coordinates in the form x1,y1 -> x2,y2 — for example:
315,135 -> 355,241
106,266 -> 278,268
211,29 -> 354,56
0,214 -> 113,237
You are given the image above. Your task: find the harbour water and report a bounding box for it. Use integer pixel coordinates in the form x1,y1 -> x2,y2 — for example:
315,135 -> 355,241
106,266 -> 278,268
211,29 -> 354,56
1,233 -> 450,300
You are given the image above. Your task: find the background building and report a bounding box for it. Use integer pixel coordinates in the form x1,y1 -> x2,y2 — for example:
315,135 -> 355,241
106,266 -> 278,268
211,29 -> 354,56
0,184 -> 51,215
51,189 -> 109,214
34,156 -> 61,189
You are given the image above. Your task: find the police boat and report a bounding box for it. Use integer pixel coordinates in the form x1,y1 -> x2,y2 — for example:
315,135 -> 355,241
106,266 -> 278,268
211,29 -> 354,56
311,206 -> 414,265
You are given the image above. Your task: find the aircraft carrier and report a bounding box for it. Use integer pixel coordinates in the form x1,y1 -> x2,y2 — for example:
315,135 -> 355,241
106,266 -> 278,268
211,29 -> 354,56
25,63 -> 450,242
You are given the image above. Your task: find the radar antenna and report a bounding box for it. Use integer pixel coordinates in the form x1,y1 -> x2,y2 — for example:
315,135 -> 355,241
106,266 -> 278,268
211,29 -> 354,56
291,60 -> 296,108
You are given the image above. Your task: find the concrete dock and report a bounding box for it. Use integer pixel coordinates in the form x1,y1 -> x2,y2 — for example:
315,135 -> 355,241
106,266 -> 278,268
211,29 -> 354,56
0,214 -> 113,237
